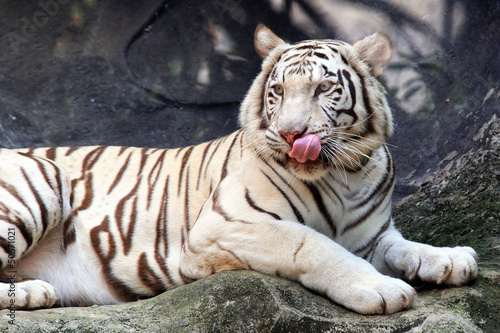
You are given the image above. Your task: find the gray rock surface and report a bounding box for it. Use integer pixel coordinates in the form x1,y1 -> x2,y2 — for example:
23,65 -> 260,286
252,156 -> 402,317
1,267 -> 496,333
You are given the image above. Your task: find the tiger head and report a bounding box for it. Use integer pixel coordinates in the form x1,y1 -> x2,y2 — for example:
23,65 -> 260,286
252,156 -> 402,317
240,25 -> 393,181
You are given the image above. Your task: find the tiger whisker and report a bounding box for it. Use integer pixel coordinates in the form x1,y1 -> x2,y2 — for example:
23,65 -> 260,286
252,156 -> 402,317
323,143 -> 377,183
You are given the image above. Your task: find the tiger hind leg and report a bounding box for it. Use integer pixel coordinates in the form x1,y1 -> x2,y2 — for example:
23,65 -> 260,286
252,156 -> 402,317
0,149 -> 72,309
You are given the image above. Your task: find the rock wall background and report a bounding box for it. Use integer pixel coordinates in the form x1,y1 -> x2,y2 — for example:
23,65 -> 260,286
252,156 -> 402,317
1,0 -> 498,193
0,0 -> 498,332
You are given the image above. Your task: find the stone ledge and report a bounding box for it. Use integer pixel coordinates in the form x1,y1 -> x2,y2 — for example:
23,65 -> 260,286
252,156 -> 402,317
2,267 -> 496,333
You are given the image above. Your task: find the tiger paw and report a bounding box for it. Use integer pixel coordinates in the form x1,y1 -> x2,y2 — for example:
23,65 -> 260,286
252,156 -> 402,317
0,280 -> 59,310
387,244 -> 478,286
333,274 -> 416,315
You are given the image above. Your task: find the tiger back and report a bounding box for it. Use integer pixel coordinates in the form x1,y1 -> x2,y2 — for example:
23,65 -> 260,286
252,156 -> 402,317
0,25 -> 477,315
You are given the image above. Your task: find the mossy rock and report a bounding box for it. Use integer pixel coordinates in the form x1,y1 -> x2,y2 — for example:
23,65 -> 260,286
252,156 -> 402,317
393,146 -> 500,259
2,268 -> 497,332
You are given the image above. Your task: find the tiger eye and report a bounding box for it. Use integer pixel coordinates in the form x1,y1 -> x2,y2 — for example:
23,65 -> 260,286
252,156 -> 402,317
319,81 -> 333,92
273,84 -> 284,95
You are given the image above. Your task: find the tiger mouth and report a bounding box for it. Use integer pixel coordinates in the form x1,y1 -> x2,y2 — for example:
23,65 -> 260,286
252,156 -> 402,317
286,133 -> 322,164
287,156 -> 323,165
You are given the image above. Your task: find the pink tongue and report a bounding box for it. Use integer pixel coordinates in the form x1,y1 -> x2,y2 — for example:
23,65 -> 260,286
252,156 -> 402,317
288,134 -> 321,163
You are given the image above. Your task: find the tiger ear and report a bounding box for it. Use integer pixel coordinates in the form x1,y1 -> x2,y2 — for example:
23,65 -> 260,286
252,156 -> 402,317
353,32 -> 392,77
254,24 -> 285,59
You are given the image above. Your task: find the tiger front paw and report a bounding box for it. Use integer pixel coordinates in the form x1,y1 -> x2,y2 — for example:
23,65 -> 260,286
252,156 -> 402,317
333,274 -> 416,315
387,244 -> 478,286
0,280 -> 59,310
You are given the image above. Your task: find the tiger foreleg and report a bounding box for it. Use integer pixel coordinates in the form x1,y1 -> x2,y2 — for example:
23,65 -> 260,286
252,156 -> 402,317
0,279 -> 59,310
369,229 -> 478,286
181,195 -> 416,315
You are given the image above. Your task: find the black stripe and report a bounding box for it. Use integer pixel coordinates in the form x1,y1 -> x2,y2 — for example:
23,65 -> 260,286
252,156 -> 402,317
65,147 -> 80,156
317,180 -> 344,209
360,76 -> 376,135
62,215 -> 75,250
108,152 -> 133,194
244,188 -> 281,220
90,216 -> 146,302
262,172 -> 304,223
82,146 -> 107,171
155,175 -> 174,286
45,147 -> 56,160
321,105 -> 338,127
203,138 -> 224,179
321,64 -> 336,77
0,180 -> 35,248
356,215 -> 392,256
0,214 -> 33,250
177,146 -> 194,196
138,252 -> 167,294
258,59 -> 279,130
115,176 -> 141,256
304,182 -> 337,236
351,148 -> 393,210
147,150 -> 166,210
339,69 -> 358,124
137,148 -> 150,175
196,141 -> 213,191
258,154 -> 307,207
220,131 -> 241,181
265,133 -> 281,144
118,146 -> 129,156
284,60 -> 304,69
326,45 -> 339,54
293,44 -> 316,51
282,53 -> 303,63
183,166 -> 191,232
345,63 -> 376,136
0,237 -> 9,262
340,54 -> 348,65
20,152 -> 65,219
341,194 -> 392,236
211,187 -> 235,222
313,52 -> 328,60
21,167 -> 50,236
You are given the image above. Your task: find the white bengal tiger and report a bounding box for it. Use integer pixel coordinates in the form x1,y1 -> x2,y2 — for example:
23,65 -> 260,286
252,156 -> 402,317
0,25 -> 477,315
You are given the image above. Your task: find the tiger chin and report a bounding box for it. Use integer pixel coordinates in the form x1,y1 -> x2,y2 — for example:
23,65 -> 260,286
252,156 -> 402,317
0,25 -> 477,315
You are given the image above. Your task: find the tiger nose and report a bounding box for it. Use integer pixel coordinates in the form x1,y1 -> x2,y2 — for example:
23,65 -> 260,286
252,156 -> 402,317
278,130 -> 303,146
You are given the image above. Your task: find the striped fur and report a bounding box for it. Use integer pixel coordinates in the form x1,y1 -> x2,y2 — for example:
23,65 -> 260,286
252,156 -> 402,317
0,25 -> 477,314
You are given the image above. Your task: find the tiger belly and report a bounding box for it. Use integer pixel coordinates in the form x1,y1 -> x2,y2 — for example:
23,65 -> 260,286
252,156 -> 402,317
14,230 -> 119,306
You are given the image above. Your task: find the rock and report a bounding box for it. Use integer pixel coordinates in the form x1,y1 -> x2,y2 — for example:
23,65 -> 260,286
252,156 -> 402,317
2,268 -> 497,333
392,117 -> 500,261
